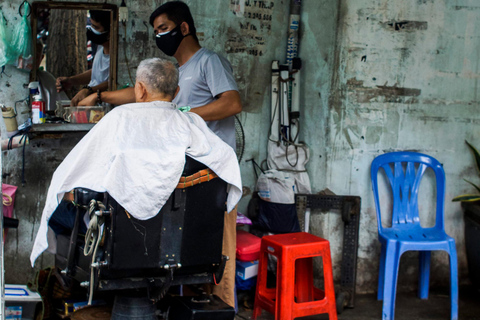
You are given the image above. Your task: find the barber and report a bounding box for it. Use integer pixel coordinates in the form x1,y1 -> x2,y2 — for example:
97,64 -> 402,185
79,1 -> 241,308
56,10 -> 111,106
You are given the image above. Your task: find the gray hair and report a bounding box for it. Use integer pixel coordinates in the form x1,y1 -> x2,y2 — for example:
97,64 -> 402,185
136,58 -> 179,98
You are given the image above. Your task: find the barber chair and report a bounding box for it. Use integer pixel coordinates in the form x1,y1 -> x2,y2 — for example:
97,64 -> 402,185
54,157 -> 235,319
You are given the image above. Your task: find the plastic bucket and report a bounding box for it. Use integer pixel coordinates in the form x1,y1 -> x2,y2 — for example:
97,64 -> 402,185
1,107 -> 18,137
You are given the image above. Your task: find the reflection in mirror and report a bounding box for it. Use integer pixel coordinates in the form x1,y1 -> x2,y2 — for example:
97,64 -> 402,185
37,9 -> 89,109
31,2 -> 118,116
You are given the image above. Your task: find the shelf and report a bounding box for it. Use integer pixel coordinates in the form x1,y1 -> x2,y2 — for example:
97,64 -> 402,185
32,123 -> 95,132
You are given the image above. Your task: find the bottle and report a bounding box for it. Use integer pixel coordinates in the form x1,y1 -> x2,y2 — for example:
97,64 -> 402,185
32,95 -> 45,124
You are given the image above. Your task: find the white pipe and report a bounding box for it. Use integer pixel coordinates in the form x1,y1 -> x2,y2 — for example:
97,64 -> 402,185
1,135 -> 29,151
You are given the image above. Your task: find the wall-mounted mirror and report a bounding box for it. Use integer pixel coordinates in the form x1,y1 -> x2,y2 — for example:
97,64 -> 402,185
30,1 -> 118,112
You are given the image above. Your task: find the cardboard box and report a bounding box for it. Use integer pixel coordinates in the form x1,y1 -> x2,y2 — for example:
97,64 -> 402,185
5,284 -> 42,320
236,260 -> 259,280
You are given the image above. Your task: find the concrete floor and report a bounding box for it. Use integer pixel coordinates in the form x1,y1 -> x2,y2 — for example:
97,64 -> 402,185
235,285 -> 480,320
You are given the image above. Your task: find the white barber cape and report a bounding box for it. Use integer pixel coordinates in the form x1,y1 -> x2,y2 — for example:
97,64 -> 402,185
30,101 -> 242,266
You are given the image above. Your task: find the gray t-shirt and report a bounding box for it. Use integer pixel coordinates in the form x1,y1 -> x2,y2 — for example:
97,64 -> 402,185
173,48 -> 238,149
88,45 -> 110,87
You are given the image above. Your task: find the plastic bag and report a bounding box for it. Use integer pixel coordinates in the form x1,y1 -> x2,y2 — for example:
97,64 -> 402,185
253,170 -> 301,233
3,183 -> 18,241
256,169 -> 295,204
12,2 -> 33,70
0,10 -> 16,67
2,183 -> 17,219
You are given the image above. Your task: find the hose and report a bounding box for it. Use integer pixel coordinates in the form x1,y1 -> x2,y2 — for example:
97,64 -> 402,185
83,199 -> 106,305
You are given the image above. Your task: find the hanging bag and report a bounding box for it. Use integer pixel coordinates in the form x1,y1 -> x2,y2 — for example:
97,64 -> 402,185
0,10 -> 16,67
12,1 -> 33,70
253,170 -> 300,233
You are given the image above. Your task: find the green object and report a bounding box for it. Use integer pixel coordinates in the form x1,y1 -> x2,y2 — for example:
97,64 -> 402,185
11,3 -> 32,60
178,105 -> 191,112
0,10 -> 15,67
452,140 -> 480,202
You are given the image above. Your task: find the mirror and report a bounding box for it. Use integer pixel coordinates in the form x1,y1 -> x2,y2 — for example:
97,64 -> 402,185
30,2 -> 118,112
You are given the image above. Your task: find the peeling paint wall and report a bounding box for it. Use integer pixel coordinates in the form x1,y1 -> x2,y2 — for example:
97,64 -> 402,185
0,0 -> 477,295
326,0 -> 480,293
0,0 -> 293,284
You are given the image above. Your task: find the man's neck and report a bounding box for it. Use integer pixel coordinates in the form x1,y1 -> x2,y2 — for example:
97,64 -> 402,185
144,94 -> 173,103
103,41 -> 110,55
174,37 -> 201,66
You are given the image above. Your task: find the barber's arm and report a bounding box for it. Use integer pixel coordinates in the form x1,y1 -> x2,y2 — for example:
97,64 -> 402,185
189,90 -> 242,121
56,69 -> 92,92
78,87 -> 136,106
71,81 -> 109,106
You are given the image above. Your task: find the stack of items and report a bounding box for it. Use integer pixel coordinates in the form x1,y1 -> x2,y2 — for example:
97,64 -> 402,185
5,284 -> 42,320
235,230 -> 261,290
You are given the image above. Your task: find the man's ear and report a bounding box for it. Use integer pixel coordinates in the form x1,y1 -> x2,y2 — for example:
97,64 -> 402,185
180,21 -> 190,36
135,82 -> 148,102
173,86 -> 180,99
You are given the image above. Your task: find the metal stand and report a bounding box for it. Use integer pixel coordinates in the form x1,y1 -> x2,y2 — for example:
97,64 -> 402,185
295,194 -> 361,314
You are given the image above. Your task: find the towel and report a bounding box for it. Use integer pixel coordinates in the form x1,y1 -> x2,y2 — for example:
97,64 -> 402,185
30,101 -> 242,266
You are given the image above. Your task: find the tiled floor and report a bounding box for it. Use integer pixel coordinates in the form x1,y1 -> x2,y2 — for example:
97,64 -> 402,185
235,285 -> 480,320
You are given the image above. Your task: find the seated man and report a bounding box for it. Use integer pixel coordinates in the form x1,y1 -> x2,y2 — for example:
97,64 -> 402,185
31,58 -> 242,270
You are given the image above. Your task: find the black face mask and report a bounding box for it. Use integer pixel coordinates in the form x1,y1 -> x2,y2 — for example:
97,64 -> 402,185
86,26 -> 109,45
155,24 -> 185,56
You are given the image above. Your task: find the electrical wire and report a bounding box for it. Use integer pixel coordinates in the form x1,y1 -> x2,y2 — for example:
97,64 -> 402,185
267,76 -> 309,171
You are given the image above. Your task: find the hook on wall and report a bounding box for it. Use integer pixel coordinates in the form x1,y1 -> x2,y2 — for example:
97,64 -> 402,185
19,1 -> 31,18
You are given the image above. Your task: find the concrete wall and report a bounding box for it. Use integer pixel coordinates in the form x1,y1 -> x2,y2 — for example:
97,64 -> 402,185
0,0 -> 478,294
324,0 -> 479,292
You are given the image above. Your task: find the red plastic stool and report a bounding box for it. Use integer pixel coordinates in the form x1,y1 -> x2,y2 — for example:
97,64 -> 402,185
252,232 -> 337,320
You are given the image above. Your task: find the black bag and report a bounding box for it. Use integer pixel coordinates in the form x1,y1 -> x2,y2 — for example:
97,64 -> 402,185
252,197 -> 300,234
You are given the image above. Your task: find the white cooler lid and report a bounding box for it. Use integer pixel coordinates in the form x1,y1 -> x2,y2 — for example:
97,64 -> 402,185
5,284 -> 42,302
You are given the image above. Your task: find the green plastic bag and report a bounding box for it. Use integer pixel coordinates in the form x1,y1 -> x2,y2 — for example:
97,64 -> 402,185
11,3 -> 32,64
0,10 -> 16,67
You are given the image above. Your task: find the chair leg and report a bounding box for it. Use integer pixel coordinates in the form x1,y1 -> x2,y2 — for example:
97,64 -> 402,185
418,251 -> 431,299
381,245 -> 400,320
378,244 -> 386,301
448,241 -> 458,320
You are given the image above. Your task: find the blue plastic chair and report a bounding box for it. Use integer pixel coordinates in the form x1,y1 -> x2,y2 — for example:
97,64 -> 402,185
371,152 -> 458,320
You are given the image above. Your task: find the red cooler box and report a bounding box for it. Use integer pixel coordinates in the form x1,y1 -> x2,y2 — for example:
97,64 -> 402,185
236,230 -> 261,261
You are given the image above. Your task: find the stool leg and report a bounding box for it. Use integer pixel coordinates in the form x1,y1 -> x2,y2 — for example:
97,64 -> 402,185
323,246 -> 338,320
295,257 -> 314,303
277,253 -> 295,320
252,250 -> 268,319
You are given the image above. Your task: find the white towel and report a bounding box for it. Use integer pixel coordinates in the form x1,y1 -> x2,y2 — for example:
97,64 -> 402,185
30,101 -> 242,266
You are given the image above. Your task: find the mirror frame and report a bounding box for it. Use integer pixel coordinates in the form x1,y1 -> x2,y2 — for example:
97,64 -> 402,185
30,1 -> 118,92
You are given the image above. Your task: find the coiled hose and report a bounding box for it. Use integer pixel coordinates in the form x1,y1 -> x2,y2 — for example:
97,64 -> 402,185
83,199 -> 106,305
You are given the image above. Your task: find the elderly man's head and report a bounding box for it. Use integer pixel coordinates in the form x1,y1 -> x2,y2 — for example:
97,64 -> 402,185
134,58 -> 179,102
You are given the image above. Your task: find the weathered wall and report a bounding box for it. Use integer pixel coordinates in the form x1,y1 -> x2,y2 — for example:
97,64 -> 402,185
0,0 -> 477,295
0,0 -> 296,284
324,0 -> 480,293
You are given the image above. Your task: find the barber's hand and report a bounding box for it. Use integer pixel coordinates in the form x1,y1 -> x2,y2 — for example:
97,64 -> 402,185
78,93 -> 98,106
56,76 -> 73,92
70,89 -> 90,106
